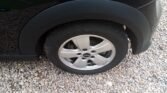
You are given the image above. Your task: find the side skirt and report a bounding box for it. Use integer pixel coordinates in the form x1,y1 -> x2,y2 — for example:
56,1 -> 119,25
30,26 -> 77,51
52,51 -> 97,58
0,54 -> 38,61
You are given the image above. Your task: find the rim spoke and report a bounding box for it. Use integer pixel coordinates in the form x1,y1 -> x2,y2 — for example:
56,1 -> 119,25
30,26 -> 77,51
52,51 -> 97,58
92,54 -> 109,65
73,58 -> 88,68
72,35 -> 90,50
59,35 -> 116,70
60,48 -> 80,58
92,40 -> 113,53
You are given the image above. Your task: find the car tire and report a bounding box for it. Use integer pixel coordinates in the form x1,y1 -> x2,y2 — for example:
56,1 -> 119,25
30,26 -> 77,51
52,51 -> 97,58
44,22 -> 128,74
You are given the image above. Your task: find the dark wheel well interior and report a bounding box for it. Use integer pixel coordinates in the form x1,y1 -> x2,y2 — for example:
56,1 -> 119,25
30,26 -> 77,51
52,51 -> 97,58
125,28 -> 138,54
37,20 -> 137,56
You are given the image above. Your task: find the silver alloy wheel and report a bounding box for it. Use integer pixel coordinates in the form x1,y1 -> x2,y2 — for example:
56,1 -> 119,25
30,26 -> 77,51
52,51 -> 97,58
58,35 -> 116,70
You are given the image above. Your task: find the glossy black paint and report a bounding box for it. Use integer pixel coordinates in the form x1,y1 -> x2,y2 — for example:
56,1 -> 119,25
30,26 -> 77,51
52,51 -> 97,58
0,0 -> 154,10
0,0 -> 54,10
114,0 -> 155,8
0,0 -> 161,59
20,0 -> 151,55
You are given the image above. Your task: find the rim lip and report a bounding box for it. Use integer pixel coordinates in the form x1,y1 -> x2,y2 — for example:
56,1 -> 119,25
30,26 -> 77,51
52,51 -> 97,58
58,34 -> 116,71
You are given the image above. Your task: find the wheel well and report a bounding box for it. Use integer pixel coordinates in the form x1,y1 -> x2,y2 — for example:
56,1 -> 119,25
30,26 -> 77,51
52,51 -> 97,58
125,28 -> 138,54
37,20 -> 137,56
19,0 -> 151,55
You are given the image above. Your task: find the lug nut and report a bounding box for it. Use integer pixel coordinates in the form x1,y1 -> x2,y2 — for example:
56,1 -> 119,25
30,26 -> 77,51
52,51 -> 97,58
82,49 -> 88,51
77,53 -> 81,55
91,56 -> 95,58
82,57 -> 86,59
91,50 -> 96,53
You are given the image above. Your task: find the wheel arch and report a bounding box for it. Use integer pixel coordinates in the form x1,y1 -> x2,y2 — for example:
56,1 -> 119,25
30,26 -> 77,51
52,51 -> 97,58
19,0 -> 151,55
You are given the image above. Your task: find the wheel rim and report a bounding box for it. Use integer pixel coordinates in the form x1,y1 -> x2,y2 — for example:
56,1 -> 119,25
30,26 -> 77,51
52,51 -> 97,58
58,34 -> 116,70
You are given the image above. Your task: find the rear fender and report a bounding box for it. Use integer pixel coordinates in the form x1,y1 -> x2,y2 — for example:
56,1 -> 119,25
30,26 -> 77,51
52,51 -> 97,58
19,0 -> 151,55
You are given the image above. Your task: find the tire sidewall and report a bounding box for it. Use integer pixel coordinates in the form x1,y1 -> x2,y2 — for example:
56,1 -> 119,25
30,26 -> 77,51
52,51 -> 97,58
45,23 -> 128,74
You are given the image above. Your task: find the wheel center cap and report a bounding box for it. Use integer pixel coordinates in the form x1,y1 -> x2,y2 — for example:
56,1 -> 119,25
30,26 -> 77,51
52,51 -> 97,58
83,53 -> 91,58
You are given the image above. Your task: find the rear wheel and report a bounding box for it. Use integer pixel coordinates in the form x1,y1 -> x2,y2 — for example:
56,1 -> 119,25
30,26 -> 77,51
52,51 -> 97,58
44,22 -> 128,74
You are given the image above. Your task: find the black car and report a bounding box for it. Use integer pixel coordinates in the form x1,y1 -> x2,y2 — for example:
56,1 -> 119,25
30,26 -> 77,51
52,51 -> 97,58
0,0 -> 161,74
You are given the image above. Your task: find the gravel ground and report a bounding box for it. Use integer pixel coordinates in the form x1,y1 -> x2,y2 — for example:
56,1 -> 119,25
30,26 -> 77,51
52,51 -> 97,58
0,1 -> 167,93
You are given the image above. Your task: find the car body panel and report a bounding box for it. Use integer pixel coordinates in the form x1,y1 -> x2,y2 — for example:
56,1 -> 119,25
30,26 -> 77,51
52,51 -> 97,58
114,0 -> 155,8
19,0 -> 151,55
0,0 -> 161,59
0,0 -> 154,10
0,0 -> 54,10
